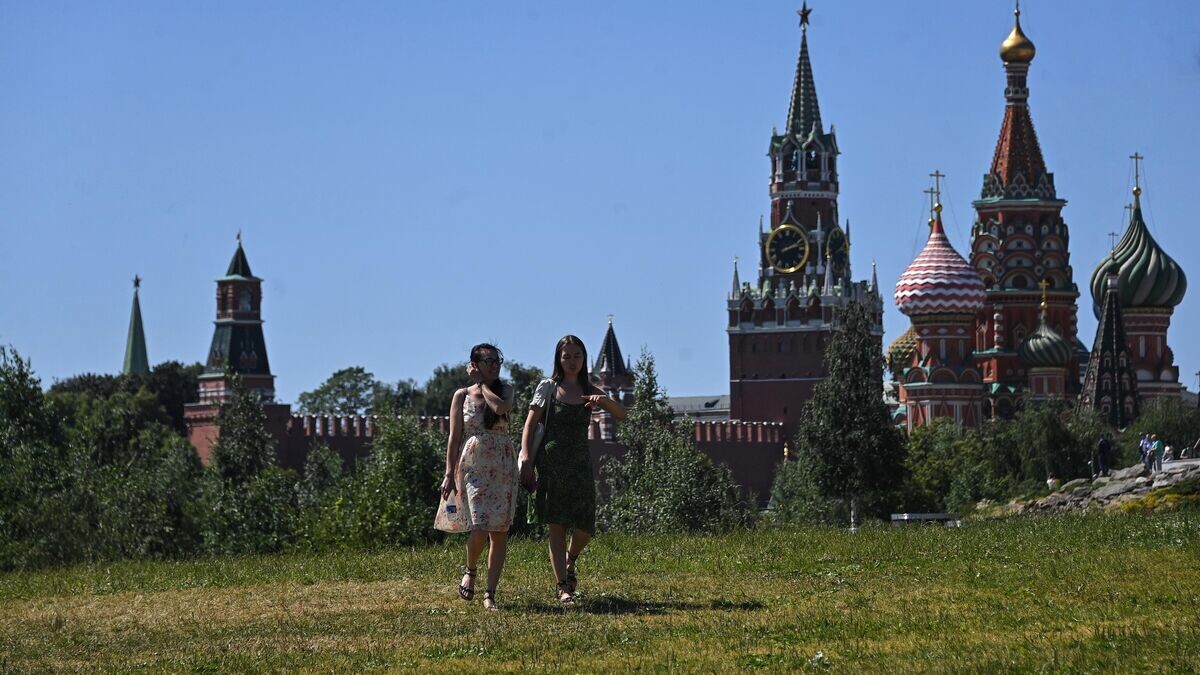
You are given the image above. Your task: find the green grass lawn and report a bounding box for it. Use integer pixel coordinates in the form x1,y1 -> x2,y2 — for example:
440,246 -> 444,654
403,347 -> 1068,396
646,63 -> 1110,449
2,513 -> 1198,672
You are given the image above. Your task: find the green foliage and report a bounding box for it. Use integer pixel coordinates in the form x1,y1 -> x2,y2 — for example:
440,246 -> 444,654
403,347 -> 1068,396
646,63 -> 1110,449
599,350 -> 752,534
201,376 -> 298,555
296,366 -> 385,415
1,348 -> 205,569
142,361 -> 204,434
895,402 -> 1110,514
0,350 -> 78,568
784,301 -> 906,522
303,414 -> 443,550
768,452 -> 847,525
1123,396 -> 1200,460
417,363 -> 467,417
48,361 -> 202,435
298,361 -> 541,421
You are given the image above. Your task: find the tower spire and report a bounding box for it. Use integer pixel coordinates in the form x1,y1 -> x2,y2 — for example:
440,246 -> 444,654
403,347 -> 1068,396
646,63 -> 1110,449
123,275 -> 150,376
786,2 -> 822,137
732,256 -> 741,295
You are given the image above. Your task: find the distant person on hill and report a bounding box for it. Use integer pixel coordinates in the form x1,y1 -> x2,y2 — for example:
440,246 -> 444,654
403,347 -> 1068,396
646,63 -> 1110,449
1183,438 -> 1198,460
1140,433 -> 1153,472
1151,434 -> 1164,473
1095,433 -> 1111,478
520,335 -> 626,607
434,344 -> 518,612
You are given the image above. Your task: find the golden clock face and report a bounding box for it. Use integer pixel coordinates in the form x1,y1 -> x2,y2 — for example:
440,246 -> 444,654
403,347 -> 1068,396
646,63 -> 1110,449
826,226 -> 848,276
766,224 -> 810,273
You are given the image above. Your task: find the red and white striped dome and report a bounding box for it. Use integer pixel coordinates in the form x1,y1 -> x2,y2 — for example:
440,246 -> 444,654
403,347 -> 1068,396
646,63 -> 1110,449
895,215 -> 986,316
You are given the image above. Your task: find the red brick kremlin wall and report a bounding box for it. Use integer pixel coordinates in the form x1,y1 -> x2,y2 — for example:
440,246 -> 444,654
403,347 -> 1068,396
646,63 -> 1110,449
186,408 -> 785,504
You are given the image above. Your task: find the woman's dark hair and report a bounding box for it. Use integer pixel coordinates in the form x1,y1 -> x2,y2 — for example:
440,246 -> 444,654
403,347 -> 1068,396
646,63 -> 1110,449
470,343 -> 506,429
550,335 -> 591,391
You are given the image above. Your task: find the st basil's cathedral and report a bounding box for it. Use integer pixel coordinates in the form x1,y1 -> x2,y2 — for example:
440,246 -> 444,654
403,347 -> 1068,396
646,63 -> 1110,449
889,6 -> 1188,430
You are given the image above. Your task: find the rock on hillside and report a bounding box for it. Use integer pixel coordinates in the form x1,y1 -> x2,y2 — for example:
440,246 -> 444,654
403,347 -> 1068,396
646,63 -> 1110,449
979,459 -> 1200,517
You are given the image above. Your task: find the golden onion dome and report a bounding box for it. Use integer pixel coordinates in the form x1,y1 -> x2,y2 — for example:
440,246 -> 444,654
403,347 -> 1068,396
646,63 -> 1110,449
886,326 -> 918,379
1000,7 -> 1036,63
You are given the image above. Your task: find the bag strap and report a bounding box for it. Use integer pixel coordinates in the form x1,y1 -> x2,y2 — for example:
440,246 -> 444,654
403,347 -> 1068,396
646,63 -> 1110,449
540,379 -> 554,450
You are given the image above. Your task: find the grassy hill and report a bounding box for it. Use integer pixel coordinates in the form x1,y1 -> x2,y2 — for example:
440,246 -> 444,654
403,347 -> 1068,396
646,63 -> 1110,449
2,513 -> 1198,672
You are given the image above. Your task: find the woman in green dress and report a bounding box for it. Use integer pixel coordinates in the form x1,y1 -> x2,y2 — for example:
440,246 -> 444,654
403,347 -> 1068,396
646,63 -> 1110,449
520,335 -> 626,606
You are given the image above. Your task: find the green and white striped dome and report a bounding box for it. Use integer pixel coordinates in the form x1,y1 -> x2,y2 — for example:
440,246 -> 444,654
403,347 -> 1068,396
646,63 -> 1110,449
1089,189 -> 1186,319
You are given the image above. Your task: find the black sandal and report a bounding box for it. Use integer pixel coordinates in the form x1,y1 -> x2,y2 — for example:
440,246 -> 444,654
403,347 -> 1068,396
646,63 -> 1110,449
458,566 -> 477,601
556,581 -> 576,608
483,588 -> 499,612
565,553 -> 579,594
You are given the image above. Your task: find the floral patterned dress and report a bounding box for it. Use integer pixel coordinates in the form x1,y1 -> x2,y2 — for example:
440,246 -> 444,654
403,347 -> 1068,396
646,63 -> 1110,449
530,379 -> 597,535
434,395 -> 518,533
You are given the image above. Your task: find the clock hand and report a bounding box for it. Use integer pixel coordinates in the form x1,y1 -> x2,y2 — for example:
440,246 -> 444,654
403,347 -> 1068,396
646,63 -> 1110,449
781,242 -> 803,253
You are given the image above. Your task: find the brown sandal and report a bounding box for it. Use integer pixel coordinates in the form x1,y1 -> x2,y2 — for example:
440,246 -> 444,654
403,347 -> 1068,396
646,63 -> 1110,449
483,588 -> 499,612
556,581 -> 576,608
565,552 -> 579,594
458,566 -> 477,601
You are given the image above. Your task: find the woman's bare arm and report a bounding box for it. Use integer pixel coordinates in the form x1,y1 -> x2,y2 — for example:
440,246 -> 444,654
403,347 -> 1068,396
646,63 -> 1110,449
442,389 -> 467,479
586,385 -> 627,420
520,404 -> 544,464
479,382 -> 514,416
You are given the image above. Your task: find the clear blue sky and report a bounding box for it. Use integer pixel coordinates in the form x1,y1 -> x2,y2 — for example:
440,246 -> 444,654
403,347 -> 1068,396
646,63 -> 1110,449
2,1 -> 1198,402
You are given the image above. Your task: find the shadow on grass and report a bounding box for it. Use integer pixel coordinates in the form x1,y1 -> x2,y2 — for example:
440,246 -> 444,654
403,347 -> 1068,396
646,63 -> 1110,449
511,593 -> 765,616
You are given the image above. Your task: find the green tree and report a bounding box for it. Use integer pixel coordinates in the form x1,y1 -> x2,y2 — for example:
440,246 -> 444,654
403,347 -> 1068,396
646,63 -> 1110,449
1123,397 -> 1200,463
598,350 -> 751,533
309,413 -> 443,550
142,361 -> 203,434
48,361 -> 202,436
202,376 -> 298,555
374,378 -> 425,415
0,348 -> 82,569
783,301 -> 905,526
297,366 -> 382,415
418,362 -> 468,417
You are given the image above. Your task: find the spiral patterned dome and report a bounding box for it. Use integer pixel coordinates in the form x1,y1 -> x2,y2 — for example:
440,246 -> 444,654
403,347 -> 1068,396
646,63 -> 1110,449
886,326 -> 917,377
895,213 -> 986,316
1018,312 -> 1072,369
1088,190 -> 1187,319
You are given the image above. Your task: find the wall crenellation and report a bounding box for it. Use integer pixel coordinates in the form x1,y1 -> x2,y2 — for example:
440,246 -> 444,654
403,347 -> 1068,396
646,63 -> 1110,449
286,414 -> 454,439
693,420 -> 784,444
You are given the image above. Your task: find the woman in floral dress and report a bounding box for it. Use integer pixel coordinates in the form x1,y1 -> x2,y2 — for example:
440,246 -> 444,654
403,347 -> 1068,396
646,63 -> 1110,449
519,335 -> 626,606
435,344 -> 517,611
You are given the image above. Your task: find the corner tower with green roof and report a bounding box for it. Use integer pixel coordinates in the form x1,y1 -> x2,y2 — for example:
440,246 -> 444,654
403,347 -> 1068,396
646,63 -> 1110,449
123,275 -> 150,376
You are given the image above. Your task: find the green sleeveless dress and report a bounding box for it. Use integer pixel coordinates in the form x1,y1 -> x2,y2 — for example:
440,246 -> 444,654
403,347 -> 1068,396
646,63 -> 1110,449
533,395 -> 596,534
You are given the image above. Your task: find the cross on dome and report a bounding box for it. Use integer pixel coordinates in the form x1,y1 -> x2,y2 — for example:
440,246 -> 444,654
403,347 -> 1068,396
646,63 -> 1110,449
1130,152 -> 1144,196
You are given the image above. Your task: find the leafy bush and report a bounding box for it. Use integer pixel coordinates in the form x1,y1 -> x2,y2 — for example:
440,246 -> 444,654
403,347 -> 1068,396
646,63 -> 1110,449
769,451 -> 847,525
1121,397 -> 1200,462
1,348 -> 206,568
598,351 -> 752,534
894,401 -> 1111,515
302,413 -> 443,550
201,377 -> 298,555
